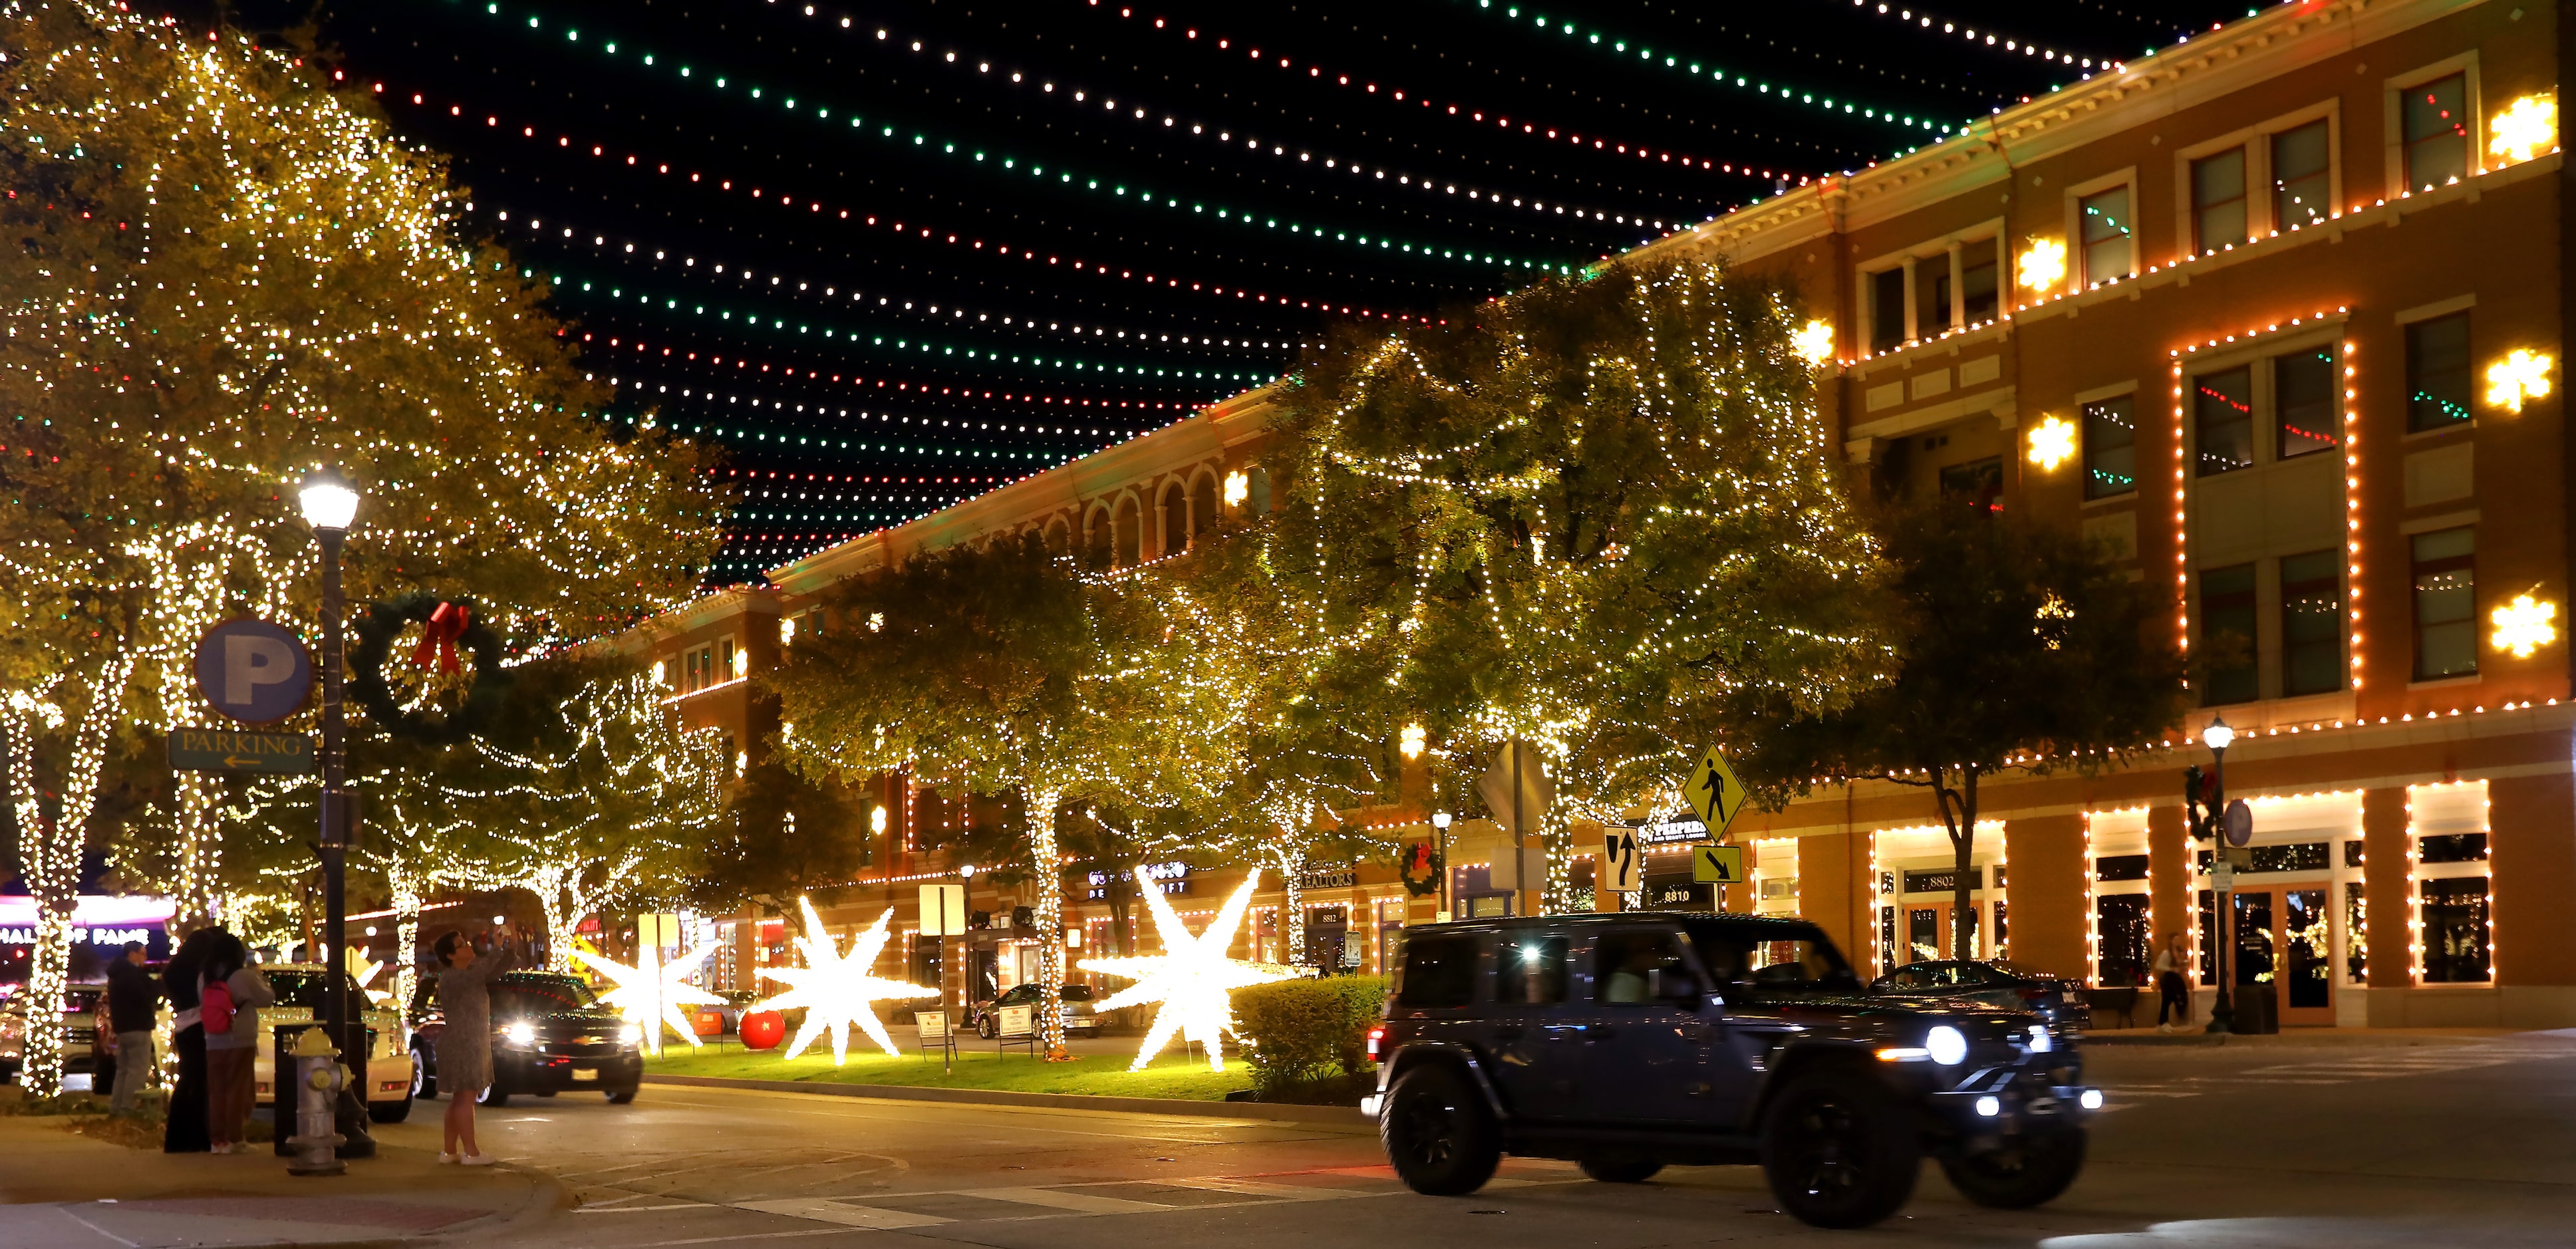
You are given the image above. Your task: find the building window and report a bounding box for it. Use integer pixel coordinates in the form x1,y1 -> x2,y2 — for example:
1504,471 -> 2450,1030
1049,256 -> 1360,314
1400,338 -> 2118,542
2193,365 -> 2255,476
2096,894 -> 2150,986
2271,119 -> 2333,229
2410,527 -> 2478,680
1915,257 -> 1953,339
1869,267 -> 1907,352
1938,456 -> 2003,514
2082,396 -> 2138,499
2400,72 -> 2470,193
1961,245 -> 1999,323
2279,549 -> 2345,696
2273,346 -> 2341,460
2405,312 -> 2474,431
2191,148 -> 2249,253
2419,877 -> 2491,983
2078,186 -> 2133,284
2343,880 -> 2367,983
2095,853 -> 2150,881
2199,563 -> 2259,705
718,637 -> 736,682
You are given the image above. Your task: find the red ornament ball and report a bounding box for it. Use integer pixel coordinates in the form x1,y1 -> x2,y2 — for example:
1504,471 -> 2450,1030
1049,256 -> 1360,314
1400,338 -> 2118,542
740,1010 -> 786,1051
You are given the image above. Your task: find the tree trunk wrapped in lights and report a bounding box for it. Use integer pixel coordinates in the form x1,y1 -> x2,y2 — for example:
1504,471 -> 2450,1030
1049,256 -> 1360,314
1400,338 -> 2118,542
2,665 -> 129,1097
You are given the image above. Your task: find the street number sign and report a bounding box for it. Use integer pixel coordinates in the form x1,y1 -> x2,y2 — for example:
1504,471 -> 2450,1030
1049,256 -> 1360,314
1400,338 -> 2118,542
194,619 -> 312,725
167,726 -> 317,777
919,883 -> 967,936
1684,746 -> 1750,837
1691,843 -> 1746,885
1602,829 -> 1643,893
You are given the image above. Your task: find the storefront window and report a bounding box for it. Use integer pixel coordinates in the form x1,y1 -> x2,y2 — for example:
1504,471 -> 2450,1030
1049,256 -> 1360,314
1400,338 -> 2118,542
2420,877 -> 2492,983
2343,881 -> 2368,984
2096,894 -> 2150,986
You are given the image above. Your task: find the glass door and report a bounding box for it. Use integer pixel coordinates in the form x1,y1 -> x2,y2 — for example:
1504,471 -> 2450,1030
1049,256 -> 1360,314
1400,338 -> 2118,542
2280,887 -> 2334,1025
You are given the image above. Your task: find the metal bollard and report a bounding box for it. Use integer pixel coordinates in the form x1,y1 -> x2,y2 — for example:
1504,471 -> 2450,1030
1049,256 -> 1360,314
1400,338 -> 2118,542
283,1026 -> 347,1177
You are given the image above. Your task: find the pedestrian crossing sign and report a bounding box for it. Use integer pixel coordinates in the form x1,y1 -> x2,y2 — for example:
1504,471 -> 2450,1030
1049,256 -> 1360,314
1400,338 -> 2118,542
1683,745 -> 1749,836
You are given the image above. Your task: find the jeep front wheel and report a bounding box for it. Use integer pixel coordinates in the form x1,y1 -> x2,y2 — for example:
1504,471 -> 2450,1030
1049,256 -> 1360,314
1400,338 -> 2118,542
1941,1127 -> 2086,1208
1380,1064 -> 1502,1196
1758,1069 -> 1920,1228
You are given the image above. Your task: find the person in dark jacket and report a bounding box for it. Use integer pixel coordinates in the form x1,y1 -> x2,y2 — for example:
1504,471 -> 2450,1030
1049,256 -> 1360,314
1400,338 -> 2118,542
104,942 -> 159,1116
161,928 -> 217,1153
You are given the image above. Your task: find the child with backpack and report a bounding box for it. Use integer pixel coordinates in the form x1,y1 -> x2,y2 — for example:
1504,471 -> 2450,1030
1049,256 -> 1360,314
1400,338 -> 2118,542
200,931 -> 275,1155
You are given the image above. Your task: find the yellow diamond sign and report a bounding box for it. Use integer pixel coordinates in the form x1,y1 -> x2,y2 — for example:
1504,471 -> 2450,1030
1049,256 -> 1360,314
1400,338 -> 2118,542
1683,745 -> 1749,837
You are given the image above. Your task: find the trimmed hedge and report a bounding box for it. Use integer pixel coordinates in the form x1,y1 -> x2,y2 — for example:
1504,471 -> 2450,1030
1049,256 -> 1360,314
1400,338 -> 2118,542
1230,975 -> 1387,1093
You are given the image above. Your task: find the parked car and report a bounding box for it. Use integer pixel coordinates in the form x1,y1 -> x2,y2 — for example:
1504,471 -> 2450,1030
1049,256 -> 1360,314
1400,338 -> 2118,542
249,964 -> 416,1123
1367,913 -> 2099,1228
970,983 -> 1103,1039
0,983 -> 108,1083
408,970 -> 642,1107
1871,960 -> 2089,1038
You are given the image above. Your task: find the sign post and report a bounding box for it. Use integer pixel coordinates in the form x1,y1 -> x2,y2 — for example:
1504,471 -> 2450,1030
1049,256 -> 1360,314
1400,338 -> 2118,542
1683,746 -> 1751,909
918,884 -> 966,1074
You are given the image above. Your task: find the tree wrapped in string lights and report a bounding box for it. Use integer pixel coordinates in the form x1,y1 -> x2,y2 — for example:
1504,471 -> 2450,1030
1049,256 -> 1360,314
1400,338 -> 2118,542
1271,257 -> 1892,911
0,3 -> 724,1090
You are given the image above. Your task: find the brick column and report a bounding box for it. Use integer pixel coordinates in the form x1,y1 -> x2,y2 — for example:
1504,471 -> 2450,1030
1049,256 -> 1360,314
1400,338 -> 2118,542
1789,827 -> 1864,970
2003,813 -> 2086,976
2490,769 -> 2576,991
2362,786 -> 2412,990
2146,803 -> 2192,958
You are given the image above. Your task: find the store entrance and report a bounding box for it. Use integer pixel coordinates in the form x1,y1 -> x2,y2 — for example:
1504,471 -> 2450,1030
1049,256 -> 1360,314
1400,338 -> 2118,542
2232,887 -> 2334,1027
1900,902 -> 1981,964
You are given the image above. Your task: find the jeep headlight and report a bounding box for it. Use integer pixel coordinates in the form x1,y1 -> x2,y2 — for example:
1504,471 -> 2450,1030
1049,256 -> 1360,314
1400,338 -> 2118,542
619,1024 -> 643,1047
503,1022 -> 536,1047
1925,1024 -> 1969,1066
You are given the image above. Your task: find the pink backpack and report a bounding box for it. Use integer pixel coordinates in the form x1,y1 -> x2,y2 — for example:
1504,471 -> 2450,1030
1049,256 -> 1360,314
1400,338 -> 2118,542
202,978 -> 235,1035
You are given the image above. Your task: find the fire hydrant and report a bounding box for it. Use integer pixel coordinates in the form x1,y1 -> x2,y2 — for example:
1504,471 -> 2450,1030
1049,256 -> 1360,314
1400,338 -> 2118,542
283,1026 -> 347,1177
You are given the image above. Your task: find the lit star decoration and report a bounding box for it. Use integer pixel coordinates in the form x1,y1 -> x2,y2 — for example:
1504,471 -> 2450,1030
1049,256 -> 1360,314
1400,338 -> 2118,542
2486,349 -> 2553,414
346,946 -> 392,1009
1790,319 -> 1836,366
1080,868 -> 1296,1073
2017,237 -> 2067,295
2026,414 -> 2077,471
752,900 -> 936,1063
569,939 -> 726,1057
2490,593 -> 2558,659
2489,94 -> 2558,166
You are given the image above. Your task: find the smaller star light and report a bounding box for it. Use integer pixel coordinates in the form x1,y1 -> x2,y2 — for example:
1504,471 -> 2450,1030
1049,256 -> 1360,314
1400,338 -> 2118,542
2026,414 -> 2077,471
2017,237 -> 2067,295
2489,94 -> 2557,166
570,939 -> 725,1057
1081,869 -> 1297,1072
1789,319 -> 1835,366
2486,349 -> 2553,413
752,900 -> 936,1063
2490,593 -> 2558,658
1399,722 -> 1427,760
345,947 -> 390,1009
1223,469 -> 1250,507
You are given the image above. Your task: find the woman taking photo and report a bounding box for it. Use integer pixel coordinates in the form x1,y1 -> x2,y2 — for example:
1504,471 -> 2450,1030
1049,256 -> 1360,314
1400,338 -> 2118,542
430,929 -> 513,1165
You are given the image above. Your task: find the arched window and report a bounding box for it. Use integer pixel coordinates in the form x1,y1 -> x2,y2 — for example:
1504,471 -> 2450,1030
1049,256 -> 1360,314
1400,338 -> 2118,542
1113,495 -> 1142,566
1191,474 -> 1218,539
1083,506 -> 1113,560
1160,484 -> 1187,557
1044,517 -> 1072,555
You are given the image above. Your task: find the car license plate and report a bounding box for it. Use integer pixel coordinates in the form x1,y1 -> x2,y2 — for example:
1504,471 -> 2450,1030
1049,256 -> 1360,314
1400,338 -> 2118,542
571,1067 -> 599,1081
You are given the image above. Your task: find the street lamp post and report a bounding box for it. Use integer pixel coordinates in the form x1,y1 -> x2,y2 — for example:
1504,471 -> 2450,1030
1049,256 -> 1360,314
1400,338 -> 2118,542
1431,812 -> 1452,922
2200,715 -> 2236,1036
299,467 -> 372,1163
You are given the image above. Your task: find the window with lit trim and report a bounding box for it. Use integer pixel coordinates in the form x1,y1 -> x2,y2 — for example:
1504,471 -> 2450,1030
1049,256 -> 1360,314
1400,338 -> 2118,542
2410,527 -> 2478,680
2419,877 -> 2491,982
2199,563 -> 2259,706
2082,396 -> 2138,500
2405,312 -> 2474,431
2193,365 -> 2255,476
2270,119 -> 2333,229
2279,549 -> 2345,697
2273,347 -> 2341,460
2400,72 -> 2470,193
2190,148 -> 2249,253
2078,187 -> 2133,285
2095,894 -> 2150,986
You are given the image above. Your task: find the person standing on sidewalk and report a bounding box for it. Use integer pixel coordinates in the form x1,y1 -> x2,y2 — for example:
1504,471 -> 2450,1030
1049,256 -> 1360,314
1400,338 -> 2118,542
162,928 -> 217,1153
201,932 -> 276,1155
104,941 -> 160,1117
431,930 -> 514,1165
2154,931 -> 2191,1033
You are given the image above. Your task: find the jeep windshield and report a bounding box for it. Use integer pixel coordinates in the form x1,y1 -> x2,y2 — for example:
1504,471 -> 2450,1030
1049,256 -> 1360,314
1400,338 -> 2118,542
1683,919 -> 1861,992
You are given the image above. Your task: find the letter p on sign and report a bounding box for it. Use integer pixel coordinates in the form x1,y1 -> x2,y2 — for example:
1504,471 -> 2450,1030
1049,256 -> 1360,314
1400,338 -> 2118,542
195,619 -> 313,726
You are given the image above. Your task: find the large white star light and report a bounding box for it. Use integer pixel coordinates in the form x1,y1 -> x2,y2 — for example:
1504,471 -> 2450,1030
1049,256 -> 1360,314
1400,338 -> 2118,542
1079,868 -> 1298,1073
752,899 -> 937,1063
569,939 -> 726,1057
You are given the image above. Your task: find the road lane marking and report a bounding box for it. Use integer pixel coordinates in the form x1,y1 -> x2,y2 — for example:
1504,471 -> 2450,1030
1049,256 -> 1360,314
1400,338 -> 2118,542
574,1204 -> 723,1214
1173,1178 -> 1358,1201
958,1186 -> 1177,1214
734,1197 -> 953,1229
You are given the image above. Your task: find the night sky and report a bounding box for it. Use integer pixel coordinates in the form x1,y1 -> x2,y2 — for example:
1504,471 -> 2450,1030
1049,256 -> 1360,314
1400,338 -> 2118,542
311,0 -> 2249,585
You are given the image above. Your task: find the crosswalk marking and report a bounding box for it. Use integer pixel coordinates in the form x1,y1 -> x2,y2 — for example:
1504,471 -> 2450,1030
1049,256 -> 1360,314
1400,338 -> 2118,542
958,1186 -> 1180,1214
732,1197 -> 953,1229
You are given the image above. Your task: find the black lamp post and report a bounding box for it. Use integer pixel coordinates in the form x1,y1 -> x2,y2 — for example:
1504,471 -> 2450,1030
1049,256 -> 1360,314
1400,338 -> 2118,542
2200,714 -> 2236,1036
1431,811 -> 1453,921
299,466 -> 373,1161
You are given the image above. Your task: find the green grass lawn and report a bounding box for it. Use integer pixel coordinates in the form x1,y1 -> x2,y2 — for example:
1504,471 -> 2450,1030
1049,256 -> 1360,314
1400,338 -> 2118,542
643,1042 -> 1252,1101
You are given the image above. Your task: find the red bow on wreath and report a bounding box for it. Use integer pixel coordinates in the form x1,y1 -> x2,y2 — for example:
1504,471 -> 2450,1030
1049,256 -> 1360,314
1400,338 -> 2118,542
410,601 -> 472,674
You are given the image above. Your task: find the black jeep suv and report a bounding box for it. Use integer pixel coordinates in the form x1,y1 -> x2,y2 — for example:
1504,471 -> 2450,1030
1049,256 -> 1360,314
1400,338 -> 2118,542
1367,912 -> 2099,1228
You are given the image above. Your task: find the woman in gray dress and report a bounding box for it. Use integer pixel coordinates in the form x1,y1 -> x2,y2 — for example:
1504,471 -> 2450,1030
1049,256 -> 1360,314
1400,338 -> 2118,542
430,930 -> 513,1165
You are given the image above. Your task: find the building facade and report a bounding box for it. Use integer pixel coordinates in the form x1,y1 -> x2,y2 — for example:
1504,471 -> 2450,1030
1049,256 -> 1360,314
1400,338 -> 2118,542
639,0 -> 2575,1028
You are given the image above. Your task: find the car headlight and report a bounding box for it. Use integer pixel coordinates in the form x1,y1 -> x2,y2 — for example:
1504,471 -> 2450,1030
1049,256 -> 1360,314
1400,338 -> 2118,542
2027,1024 -> 2053,1053
1926,1024 -> 1969,1066
619,1024 -> 643,1046
503,1022 -> 536,1046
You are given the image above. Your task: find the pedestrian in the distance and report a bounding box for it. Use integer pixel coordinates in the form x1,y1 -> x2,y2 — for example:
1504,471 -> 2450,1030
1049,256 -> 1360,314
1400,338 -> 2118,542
2154,931 -> 2191,1033
161,928 -> 217,1153
431,929 -> 515,1165
200,931 -> 275,1154
104,940 -> 160,1116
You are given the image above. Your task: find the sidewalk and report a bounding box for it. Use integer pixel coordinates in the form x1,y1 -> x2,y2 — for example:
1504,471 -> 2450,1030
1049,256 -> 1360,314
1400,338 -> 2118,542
0,1114 -> 565,1248
2086,1024 -> 2563,1046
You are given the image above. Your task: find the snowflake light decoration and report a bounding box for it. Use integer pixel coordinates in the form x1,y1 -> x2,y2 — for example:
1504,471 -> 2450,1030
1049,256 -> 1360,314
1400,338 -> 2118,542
569,939 -> 726,1057
2490,593 -> 2559,659
1080,868 -> 1298,1073
2025,414 -> 2077,471
752,899 -> 936,1063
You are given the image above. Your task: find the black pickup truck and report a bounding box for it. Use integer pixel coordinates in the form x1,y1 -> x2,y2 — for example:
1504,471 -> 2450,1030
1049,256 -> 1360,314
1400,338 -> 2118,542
1365,912 -> 2100,1228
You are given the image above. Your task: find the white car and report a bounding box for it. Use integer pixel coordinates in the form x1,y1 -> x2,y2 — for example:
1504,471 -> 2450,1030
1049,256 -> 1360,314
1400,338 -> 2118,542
246,964 -> 415,1123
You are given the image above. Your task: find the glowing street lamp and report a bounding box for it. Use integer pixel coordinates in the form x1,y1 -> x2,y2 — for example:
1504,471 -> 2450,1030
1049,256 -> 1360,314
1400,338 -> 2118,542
298,464 -> 370,1164
2199,714 -> 2235,1035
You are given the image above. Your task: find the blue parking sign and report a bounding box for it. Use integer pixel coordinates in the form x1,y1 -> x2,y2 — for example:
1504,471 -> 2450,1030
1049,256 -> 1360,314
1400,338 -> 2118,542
194,619 -> 313,724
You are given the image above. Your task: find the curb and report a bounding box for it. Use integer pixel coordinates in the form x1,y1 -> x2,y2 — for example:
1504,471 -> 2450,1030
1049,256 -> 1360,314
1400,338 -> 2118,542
640,1073 -> 1375,1129
422,1159 -> 577,1246
2088,1031 -> 2509,1047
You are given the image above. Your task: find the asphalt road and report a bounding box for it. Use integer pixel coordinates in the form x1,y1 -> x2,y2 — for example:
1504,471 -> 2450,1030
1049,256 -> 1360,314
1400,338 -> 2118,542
374,1034 -> 2576,1248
